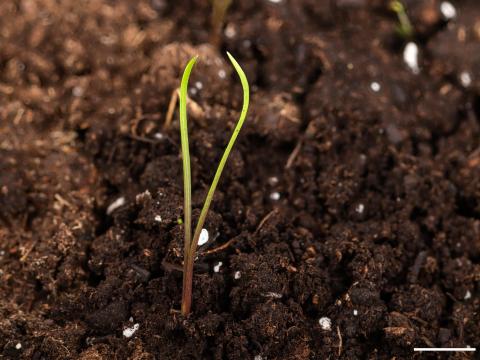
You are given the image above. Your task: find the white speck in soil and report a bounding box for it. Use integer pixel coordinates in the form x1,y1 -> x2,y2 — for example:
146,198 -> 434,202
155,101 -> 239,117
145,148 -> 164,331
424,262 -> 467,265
403,42 -> 420,74
460,71 -> 472,87
189,87 -> 197,95
242,40 -> 251,48
224,24 -> 236,38
268,176 -> 279,186
355,203 -> 365,214
154,215 -> 162,222
154,132 -> 165,140
123,323 -> 140,338
263,292 -> 283,299
319,317 -> 332,331
267,0 -> 282,3
234,271 -> 241,279
218,69 -> 226,79
270,192 -> 280,201
353,309 -> 358,316
370,82 -> 381,92
195,81 -> 203,90
440,1 -> 456,20
72,86 -> 84,97
213,262 -> 223,273
107,197 -> 125,215
15,343 -> 22,350
254,356 -> 263,360
464,290 -> 472,300
347,63 -> 354,70
198,228 -> 209,246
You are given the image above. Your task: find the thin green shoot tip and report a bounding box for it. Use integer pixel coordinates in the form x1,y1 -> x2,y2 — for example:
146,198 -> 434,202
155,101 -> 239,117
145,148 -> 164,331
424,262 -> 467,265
389,0 -> 413,39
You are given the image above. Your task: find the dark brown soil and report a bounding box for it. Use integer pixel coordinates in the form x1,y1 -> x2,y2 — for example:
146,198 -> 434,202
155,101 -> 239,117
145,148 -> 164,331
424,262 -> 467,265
0,0 -> 479,359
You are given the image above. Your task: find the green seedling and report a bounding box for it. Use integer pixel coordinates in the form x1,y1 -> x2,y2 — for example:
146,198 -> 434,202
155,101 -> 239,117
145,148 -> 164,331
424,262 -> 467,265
179,52 -> 249,316
390,1 -> 414,39
210,0 -> 233,46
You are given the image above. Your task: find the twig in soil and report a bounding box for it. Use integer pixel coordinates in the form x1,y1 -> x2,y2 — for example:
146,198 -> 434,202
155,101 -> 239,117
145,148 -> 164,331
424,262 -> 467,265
210,0 -> 232,46
161,259 -> 183,273
336,326 -> 343,357
408,250 -> 427,284
179,52 -> 249,316
467,146 -> 480,168
20,240 -> 37,262
285,139 -> 303,170
255,209 -> 278,234
54,193 -> 74,210
200,236 -> 237,256
163,88 -> 180,130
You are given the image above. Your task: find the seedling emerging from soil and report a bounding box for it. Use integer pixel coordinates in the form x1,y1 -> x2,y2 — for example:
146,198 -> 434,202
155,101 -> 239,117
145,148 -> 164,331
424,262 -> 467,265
390,1 -> 414,39
210,0 -> 232,46
179,52 -> 249,316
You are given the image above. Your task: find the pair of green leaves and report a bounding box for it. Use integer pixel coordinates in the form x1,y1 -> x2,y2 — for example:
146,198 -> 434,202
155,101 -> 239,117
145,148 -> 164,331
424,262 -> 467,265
179,53 -> 249,315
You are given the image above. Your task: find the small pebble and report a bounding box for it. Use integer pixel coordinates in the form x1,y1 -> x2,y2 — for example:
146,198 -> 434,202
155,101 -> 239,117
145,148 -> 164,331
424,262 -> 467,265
353,309 -> 358,316
267,0 -> 282,3
464,290 -> 472,300
154,215 -> 162,222
195,81 -> 203,90
440,1 -> 456,20
198,228 -> 209,246
319,317 -> 332,331
254,356 -> 263,360
72,86 -> 84,97
154,132 -> 165,140
234,271 -> 241,279
224,24 -> 236,38
15,343 -> 22,350
370,82 -> 381,92
218,69 -> 226,79
268,176 -> 279,186
270,192 -> 280,201
460,72 -> 472,87
403,42 -> 420,74
213,262 -> 223,273
107,197 -> 125,215
123,323 -> 140,338
355,204 -> 365,214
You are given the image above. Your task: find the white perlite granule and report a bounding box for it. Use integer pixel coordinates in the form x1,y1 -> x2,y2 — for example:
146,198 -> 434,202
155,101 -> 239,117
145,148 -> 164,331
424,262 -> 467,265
319,317 -> 332,331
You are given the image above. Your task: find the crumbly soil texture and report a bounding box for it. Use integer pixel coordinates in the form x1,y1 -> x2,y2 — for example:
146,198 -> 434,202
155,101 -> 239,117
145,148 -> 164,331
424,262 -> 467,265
1,0 -> 480,359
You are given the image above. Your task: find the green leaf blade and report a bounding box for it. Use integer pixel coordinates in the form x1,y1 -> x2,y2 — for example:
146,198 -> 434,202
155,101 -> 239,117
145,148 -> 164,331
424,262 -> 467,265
179,56 -> 197,252
190,52 -> 250,254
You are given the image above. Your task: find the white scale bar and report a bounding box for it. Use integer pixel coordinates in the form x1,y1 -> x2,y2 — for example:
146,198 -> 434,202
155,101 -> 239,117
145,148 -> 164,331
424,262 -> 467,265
414,348 -> 476,352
